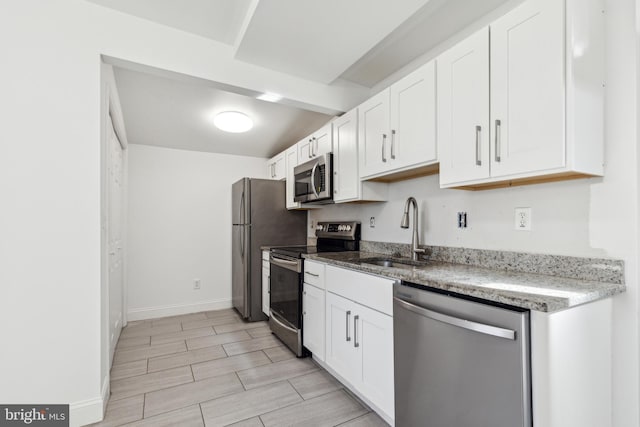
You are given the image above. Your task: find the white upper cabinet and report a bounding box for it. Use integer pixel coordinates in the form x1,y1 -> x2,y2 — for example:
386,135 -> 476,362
266,150 -> 286,180
490,0 -> 565,178
333,110 -> 360,202
437,28 -> 491,185
285,144 -> 301,210
298,122 -> 332,164
358,89 -> 390,178
333,109 -> 388,203
389,61 -> 437,170
438,0 -> 604,189
359,60 -> 438,180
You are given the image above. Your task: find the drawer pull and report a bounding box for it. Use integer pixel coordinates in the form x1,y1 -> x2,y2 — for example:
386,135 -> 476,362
346,310 -> 351,342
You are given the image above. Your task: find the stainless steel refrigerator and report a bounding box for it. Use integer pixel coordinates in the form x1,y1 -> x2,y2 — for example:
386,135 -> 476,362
232,178 -> 307,321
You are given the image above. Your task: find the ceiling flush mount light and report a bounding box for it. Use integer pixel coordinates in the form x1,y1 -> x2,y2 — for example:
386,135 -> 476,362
213,111 -> 253,133
257,92 -> 283,103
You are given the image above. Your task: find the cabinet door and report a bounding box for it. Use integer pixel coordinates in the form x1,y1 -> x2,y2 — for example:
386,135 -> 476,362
262,260 -> 270,316
390,60 -> 437,169
298,137 -> 314,163
356,303 -> 394,419
273,153 -> 286,180
490,0 -> 565,177
285,145 -> 300,210
437,27 -> 490,185
358,89 -> 390,178
325,292 -> 359,385
333,109 -> 359,202
303,283 -> 325,361
267,152 -> 285,180
313,123 -> 332,157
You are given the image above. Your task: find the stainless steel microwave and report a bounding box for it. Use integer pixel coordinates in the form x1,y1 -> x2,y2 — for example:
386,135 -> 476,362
293,153 -> 333,204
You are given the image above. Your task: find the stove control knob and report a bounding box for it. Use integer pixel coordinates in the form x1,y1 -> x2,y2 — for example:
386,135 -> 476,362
316,225 -> 324,231
345,225 -> 351,231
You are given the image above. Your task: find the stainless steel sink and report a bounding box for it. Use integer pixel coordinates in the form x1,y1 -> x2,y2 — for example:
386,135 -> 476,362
360,257 -> 428,270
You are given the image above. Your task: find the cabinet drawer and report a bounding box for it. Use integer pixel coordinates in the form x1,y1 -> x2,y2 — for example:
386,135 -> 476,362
304,260 -> 325,289
326,265 -> 394,315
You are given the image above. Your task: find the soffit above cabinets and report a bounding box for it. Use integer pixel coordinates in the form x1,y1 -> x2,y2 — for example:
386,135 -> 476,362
87,0 -> 517,88
232,0 -> 430,84
86,0 -> 254,45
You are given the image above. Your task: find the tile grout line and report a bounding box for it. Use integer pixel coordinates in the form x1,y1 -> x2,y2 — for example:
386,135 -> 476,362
198,402 -> 206,426
234,371 -> 247,391
260,349 -> 274,363
142,392 -> 146,420
333,411 -> 376,427
287,378 -> 305,401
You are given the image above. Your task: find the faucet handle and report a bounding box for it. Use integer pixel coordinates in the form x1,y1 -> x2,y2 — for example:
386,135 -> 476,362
414,247 -> 426,254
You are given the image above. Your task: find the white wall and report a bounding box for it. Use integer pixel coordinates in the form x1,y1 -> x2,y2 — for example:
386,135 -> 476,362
0,1 -> 365,425
126,145 -> 267,319
311,0 -> 640,425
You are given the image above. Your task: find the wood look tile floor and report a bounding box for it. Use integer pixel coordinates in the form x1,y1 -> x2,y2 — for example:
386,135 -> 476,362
92,309 -> 389,427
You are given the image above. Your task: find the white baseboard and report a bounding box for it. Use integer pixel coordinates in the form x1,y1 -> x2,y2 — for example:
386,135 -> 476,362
101,376 -> 110,413
70,394 -> 105,427
127,298 -> 233,321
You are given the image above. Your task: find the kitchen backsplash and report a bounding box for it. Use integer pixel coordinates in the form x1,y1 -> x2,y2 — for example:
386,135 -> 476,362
360,240 -> 624,284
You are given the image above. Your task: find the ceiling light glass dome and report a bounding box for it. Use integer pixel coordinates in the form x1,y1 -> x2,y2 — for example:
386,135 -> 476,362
213,111 -> 253,133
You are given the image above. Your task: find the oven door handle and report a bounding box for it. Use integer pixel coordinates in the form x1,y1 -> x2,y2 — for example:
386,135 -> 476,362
270,254 -> 302,272
270,310 -> 298,334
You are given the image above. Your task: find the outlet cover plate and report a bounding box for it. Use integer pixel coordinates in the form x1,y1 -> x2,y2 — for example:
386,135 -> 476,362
515,207 -> 532,231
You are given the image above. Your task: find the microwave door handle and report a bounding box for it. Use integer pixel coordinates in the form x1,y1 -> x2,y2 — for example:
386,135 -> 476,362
310,161 -> 320,198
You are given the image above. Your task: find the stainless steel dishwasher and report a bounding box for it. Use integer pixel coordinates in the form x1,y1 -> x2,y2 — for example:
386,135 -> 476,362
394,281 -> 532,427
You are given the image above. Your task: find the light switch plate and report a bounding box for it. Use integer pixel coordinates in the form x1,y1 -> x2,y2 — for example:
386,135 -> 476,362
515,208 -> 532,231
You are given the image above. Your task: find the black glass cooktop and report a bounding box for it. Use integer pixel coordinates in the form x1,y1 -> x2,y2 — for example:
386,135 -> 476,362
271,245 -> 349,258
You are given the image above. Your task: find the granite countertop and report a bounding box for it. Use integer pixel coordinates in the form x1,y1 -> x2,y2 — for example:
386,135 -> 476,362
303,244 -> 626,313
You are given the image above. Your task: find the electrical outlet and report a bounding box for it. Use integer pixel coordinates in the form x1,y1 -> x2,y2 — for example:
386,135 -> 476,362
514,208 -> 532,231
370,217 -> 375,228
457,212 -> 467,228
193,279 -> 201,290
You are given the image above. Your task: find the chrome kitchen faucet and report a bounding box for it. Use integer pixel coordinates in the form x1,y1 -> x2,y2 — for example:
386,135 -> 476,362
401,197 -> 426,261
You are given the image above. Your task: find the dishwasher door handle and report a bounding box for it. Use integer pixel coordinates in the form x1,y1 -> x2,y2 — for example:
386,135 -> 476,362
394,297 -> 516,340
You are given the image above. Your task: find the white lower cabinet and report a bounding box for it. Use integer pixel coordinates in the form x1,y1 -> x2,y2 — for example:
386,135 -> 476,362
322,266 -> 395,424
303,283 -> 325,361
325,292 -> 394,421
325,292 -> 360,384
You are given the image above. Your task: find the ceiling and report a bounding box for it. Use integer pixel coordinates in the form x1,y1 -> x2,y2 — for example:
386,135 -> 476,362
113,67 -> 333,158
92,0 -> 518,157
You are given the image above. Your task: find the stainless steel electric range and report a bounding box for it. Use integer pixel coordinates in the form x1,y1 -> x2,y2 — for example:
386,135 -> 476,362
268,221 -> 360,357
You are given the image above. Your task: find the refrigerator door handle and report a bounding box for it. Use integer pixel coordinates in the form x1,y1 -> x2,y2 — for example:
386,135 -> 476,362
240,225 -> 244,257
239,191 -> 245,225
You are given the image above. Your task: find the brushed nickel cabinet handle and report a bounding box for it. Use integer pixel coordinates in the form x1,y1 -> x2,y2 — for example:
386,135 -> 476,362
382,134 -> 387,163
495,120 -> 502,162
346,310 -> 351,342
354,315 -> 360,348
391,129 -> 396,159
475,125 -> 482,166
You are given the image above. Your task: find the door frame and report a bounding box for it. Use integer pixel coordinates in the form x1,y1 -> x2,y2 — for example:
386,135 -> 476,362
100,62 -> 129,400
